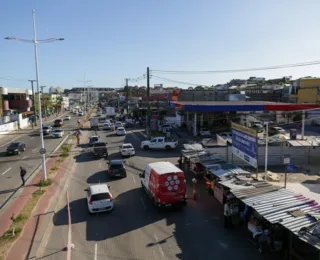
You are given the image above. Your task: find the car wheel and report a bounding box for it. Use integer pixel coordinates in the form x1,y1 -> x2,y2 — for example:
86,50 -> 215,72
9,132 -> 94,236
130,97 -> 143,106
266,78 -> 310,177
143,145 -> 149,150
165,145 -> 171,150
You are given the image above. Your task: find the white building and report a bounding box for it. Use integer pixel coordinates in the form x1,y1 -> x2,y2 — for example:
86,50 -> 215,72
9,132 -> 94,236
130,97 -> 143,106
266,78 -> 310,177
62,96 -> 69,108
68,92 -> 83,102
49,86 -> 64,94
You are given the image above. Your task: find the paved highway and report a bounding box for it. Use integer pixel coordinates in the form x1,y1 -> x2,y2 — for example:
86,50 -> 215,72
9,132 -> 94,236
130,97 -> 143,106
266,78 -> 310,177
0,112 -> 83,208
40,125 -> 274,260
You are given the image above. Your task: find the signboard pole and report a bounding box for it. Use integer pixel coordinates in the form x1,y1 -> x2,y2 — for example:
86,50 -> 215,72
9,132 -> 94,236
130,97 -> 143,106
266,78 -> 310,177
264,122 -> 269,181
256,131 -> 259,179
283,156 -> 290,189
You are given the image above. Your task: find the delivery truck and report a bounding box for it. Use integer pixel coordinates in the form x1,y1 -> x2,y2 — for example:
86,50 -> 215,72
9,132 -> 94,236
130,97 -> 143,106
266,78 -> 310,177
105,107 -> 116,117
139,161 -> 187,208
90,117 -> 99,130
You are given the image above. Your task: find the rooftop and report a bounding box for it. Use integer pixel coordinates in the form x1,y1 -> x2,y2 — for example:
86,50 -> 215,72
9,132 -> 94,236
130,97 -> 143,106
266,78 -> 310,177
147,162 -> 182,175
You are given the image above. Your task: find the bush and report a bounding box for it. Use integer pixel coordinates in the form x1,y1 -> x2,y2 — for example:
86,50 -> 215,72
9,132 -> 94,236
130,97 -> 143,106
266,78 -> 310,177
38,178 -> 53,187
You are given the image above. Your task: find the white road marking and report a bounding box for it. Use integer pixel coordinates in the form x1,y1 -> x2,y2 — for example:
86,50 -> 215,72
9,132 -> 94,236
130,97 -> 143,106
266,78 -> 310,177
2,167 -> 12,176
140,196 -> 147,210
0,135 -> 23,148
31,137 -> 35,140
153,234 -> 165,258
99,162 -> 102,169
32,148 -> 37,152
94,243 -> 97,260
132,175 -> 136,183
22,156 -> 27,160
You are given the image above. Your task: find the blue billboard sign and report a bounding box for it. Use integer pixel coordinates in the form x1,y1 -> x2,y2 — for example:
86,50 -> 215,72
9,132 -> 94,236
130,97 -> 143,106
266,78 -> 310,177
231,123 -> 258,168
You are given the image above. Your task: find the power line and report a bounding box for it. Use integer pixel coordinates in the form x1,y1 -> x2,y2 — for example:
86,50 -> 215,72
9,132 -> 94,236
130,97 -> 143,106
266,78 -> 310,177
0,76 -> 28,81
151,60 -> 320,74
151,75 -> 210,87
128,74 -> 146,83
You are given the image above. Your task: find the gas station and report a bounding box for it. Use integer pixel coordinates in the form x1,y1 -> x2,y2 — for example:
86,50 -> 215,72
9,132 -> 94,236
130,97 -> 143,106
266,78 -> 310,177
171,101 -> 319,137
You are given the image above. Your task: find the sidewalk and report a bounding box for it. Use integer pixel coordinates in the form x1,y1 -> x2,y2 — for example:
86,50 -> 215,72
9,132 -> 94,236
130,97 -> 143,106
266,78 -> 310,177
2,116 -> 91,260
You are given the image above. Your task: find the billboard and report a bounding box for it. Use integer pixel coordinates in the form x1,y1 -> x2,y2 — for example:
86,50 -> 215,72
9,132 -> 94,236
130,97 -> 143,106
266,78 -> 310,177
231,123 -> 257,168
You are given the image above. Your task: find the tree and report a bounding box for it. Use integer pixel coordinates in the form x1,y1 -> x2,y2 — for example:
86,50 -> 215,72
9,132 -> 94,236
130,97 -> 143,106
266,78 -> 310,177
188,87 -> 194,90
195,85 -> 204,90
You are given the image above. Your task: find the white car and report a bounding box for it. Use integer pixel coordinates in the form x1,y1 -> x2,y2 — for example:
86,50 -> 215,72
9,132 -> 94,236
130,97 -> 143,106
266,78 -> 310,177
115,121 -> 123,129
65,115 -> 71,120
85,184 -> 114,214
116,127 -> 126,136
199,128 -> 211,136
78,111 -> 84,116
120,143 -> 135,156
51,129 -> 64,138
102,122 -> 112,130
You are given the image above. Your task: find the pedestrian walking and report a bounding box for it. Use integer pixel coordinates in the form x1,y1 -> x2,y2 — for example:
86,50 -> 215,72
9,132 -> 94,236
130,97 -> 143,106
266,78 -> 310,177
20,166 -> 27,186
224,200 -> 231,228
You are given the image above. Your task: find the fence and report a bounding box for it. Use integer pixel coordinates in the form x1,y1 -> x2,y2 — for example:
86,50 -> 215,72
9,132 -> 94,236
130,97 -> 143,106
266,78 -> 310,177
205,144 -> 319,168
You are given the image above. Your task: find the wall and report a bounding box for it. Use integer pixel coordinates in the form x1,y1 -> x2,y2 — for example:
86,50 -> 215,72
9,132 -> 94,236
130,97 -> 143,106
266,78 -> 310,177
18,114 -> 29,129
206,145 -> 319,167
297,88 -> 320,103
0,121 -> 18,134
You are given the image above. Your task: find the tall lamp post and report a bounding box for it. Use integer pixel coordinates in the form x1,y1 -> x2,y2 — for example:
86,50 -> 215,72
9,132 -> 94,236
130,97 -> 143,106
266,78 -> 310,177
5,9 -> 64,181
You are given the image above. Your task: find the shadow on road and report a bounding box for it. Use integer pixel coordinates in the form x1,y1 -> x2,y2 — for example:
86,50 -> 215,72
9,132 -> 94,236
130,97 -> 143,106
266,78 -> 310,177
86,170 -> 121,184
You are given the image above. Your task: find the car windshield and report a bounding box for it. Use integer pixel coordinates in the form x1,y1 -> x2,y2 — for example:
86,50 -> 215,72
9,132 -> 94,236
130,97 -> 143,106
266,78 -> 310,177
201,129 -> 209,131
110,164 -> 123,169
91,193 -> 111,201
54,130 -> 63,133
43,126 -> 49,129
94,142 -> 106,147
117,127 -> 124,131
123,145 -> 132,149
90,137 -> 99,141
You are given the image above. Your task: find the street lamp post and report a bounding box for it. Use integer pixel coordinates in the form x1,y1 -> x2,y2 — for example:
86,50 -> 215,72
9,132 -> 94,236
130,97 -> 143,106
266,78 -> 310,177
5,9 -> 64,181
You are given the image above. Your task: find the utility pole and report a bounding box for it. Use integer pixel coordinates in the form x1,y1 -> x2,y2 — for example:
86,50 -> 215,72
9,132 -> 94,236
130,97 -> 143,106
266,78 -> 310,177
40,86 -> 47,118
29,79 -> 37,126
146,67 -> 151,138
125,78 -> 129,115
78,77 -> 91,115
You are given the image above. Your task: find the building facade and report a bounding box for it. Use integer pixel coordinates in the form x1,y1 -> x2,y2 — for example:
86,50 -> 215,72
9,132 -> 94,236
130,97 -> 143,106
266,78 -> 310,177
290,78 -> 320,104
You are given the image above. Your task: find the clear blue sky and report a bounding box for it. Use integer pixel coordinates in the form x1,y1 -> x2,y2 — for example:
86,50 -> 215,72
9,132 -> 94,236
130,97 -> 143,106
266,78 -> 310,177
1,0 -> 320,90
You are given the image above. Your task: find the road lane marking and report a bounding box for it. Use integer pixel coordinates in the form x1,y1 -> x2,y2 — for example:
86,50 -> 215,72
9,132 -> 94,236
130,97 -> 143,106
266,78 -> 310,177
94,243 -> 97,260
132,175 -> 136,183
99,162 -> 102,169
31,137 -> 35,140
32,148 -> 37,152
0,135 -> 23,148
154,234 -> 165,258
140,196 -> 147,210
2,167 -> 12,176
22,156 -> 27,160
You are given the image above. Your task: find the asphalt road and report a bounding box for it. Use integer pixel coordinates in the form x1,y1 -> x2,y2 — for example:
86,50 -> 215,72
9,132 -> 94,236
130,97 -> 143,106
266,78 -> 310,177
40,125 -> 277,260
0,112 -> 83,208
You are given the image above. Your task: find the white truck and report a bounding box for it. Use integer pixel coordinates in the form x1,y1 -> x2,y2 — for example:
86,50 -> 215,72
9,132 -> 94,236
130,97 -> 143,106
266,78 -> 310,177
105,107 -> 116,117
140,137 -> 178,150
90,118 -> 99,130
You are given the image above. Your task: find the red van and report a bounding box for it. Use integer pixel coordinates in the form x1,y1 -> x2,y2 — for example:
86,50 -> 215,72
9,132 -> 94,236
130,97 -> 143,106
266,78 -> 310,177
140,162 -> 187,208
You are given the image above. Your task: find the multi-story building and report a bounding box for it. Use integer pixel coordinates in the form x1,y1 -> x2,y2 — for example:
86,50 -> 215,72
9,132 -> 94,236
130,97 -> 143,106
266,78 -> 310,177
290,77 -> 320,104
0,87 -> 33,117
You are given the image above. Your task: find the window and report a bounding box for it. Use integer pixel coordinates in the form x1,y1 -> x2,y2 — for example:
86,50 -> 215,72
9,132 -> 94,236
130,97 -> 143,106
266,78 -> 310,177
94,142 -> 106,147
150,139 -> 157,143
110,164 -> 124,170
123,145 -> 132,149
91,193 -> 111,201
158,139 -> 164,143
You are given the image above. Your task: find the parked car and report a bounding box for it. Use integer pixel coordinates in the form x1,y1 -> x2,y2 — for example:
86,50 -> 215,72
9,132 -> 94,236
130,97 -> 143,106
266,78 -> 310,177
78,111 -> 84,116
65,115 -> 71,120
42,125 -> 52,135
116,127 -> 126,136
199,128 -> 211,136
269,126 -> 286,136
92,141 -> 108,158
139,161 -> 187,208
6,142 -> 26,155
120,143 -> 135,157
102,122 -> 112,130
89,136 -> 100,146
252,123 -> 264,133
107,160 -> 127,178
140,137 -> 178,150
53,119 -> 63,127
85,184 -> 114,214
51,129 -> 64,138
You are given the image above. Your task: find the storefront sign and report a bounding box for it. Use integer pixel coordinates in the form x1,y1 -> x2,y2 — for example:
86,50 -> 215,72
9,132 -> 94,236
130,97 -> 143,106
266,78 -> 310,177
232,122 -> 257,168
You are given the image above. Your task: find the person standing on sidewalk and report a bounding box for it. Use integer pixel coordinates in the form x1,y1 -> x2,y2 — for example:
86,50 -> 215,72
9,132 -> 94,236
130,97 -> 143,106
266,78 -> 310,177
20,166 -> 27,186
224,200 -> 231,228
